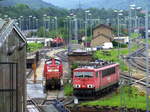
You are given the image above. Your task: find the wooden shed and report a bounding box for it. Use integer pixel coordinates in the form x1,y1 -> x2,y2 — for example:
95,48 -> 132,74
0,19 -> 26,112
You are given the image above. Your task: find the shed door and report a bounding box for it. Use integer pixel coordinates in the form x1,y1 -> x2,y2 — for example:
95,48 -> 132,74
0,62 -> 18,112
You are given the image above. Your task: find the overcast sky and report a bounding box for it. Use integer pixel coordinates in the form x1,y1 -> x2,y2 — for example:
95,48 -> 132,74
42,0 -> 83,8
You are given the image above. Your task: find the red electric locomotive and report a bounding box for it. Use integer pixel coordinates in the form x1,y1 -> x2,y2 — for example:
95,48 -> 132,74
72,60 -> 120,97
43,58 -> 63,90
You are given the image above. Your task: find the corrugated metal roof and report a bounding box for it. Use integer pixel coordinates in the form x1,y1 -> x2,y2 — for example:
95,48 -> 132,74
0,18 -> 5,30
0,18 -> 26,47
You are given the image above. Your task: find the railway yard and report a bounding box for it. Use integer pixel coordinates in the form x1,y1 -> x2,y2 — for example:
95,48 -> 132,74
1,6 -> 150,112
25,38 -> 150,112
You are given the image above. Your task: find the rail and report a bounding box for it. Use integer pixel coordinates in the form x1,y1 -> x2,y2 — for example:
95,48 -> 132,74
27,96 -> 43,112
121,73 -> 150,87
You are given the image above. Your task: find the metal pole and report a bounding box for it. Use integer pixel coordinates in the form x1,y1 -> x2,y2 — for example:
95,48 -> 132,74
54,17 -> 58,33
145,8 -> 150,112
90,19 -> 93,38
74,18 -> 78,43
67,18 -> 69,50
20,16 -> 23,30
128,6 -> 132,82
36,19 -> 38,30
85,13 -> 87,38
69,18 -> 72,52
29,16 -> 32,30
135,9 -> 137,29
28,17 -> 30,30
117,13 -> 120,58
19,18 -> 22,30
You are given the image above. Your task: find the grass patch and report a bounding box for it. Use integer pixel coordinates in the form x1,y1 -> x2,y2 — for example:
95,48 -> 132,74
131,33 -> 141,38
27,43 -> 44,52
142,39 -> 150,44
93,49 -> 129,71
93,45 -> 140,72
81,86 -> 146,110
64,84 -> 73,96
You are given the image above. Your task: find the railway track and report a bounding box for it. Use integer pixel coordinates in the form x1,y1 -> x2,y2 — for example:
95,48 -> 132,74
120,73 -> 150,87
27,97 -> 43,112
27,47 -> 71,112
55,50 -> 68,62
122,44 -> 150,87
27,97 -> 71,112
127,47 -> 150,72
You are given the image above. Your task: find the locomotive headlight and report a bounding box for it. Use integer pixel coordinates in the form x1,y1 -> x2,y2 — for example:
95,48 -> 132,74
48,69 -> 52,72
48,69 -> 59,72
53,69 -> 59,72
87,84 -> 94,88
74,84 -> 81,88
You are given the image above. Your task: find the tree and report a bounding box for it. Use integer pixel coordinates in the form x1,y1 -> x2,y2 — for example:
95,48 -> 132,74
37,27 -> 46,37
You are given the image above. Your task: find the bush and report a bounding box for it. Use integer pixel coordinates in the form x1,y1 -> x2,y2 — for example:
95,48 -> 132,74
27,43 -> 44,52
93,49 -> 129,71
112,41 -> 127,48
64,84 -> 73,96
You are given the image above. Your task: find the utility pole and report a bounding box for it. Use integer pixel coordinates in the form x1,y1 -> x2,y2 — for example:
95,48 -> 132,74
29,15 -> 32,30
145,7 -> 150,112
74,16 -> 78,44
68,16 -> 72,52
43,14 -> 47,37
33,17 -> 36,30
85,10 -> 90,47
114,10 -> 123,58
20,16 -> 23,30
36,19 -> 38,30
78,0 -> 81,9
54,16 -> 58,33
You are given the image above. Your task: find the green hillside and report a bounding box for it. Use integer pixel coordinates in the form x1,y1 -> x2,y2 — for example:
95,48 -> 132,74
45,0 -> 150,9
0,0 -> 55,9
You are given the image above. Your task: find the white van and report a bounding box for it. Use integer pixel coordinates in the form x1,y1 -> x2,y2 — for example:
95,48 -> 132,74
102,42 -> 113,49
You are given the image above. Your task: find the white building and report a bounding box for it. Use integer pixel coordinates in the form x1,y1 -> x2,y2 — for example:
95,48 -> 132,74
114,36 -> 129,44
26,38 -> 53,47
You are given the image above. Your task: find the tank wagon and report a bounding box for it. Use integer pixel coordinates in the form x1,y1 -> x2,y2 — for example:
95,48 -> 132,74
72,60 -> 120,97
0,19 -> 26,112
43,58 -> 63,90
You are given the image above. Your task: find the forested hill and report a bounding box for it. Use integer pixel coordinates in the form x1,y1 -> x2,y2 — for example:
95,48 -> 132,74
0,0 -> 55,9
44,0 -> 150,9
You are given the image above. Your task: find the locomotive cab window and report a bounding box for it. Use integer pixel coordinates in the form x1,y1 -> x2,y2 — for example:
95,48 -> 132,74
74,72 -> 93,78
55,60 -> 61,65
46,60 -> 52,65
102,67 -> 115,77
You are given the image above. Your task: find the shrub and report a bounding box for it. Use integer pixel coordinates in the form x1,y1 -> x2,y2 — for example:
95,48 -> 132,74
64,84 -> 73,96
27,43 -> 44,52
112,41 -> 127,48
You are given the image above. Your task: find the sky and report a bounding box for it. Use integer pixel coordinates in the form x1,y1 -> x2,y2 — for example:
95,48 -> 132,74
42,0 -> 91,9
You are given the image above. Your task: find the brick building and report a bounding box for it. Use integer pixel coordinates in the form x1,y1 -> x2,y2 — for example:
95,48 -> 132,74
91,24 -> 114,47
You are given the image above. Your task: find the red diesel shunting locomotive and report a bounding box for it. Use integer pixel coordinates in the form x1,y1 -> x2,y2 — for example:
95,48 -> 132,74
43,58 -> 63,90
72,60 -> 120,97
51,37 -> 64,47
